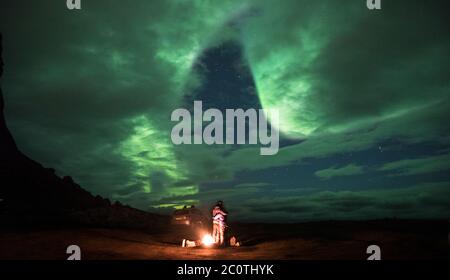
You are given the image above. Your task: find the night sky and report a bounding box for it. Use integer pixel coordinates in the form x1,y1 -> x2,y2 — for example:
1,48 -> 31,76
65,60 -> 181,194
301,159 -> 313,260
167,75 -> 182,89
1,0 -> 449,222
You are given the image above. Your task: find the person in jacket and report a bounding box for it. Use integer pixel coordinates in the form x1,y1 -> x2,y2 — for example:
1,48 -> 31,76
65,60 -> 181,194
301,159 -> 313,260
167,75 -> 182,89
212,200 -> 228,246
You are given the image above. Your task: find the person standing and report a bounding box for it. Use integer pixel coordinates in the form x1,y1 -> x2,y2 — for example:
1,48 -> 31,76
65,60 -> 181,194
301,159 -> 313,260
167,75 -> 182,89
212,200 -> 228,246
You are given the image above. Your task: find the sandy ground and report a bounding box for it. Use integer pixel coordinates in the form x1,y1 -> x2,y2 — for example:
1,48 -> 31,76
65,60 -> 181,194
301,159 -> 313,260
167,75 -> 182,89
0,221 -> 448,260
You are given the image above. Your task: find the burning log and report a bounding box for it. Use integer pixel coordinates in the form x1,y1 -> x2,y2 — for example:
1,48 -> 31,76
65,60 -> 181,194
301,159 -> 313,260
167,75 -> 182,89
181,234 -> 241,248
181,239 -> 197,248
181,233 -> 214,248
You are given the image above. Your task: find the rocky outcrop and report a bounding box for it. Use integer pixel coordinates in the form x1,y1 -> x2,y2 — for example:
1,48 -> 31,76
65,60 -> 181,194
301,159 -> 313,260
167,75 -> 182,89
0,33 -> 18,157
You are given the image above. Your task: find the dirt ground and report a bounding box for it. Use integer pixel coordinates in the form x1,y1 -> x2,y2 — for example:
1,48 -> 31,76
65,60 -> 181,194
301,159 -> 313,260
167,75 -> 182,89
0,220 -> 448,260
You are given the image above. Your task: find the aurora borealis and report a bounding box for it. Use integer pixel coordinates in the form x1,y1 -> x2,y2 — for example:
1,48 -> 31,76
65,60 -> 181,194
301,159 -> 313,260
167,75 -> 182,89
1,0 -> 449,221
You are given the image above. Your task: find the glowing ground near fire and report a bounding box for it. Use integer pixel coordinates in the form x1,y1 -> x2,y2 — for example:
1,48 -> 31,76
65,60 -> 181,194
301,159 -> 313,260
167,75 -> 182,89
1,220 -> 447,260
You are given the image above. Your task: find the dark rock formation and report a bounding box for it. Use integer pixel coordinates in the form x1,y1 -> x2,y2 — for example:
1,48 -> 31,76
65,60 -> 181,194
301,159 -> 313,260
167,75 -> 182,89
0,33 -> 18,156
0,33 -> 168,230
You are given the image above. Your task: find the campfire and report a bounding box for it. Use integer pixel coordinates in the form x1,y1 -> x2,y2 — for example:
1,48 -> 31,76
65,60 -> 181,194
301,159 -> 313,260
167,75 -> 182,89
181,233 -> 240,248
201,234 -> 214,246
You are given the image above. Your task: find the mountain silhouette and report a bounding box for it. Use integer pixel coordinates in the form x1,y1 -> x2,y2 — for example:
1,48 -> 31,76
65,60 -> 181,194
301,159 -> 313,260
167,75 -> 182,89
0,33 -> 167,230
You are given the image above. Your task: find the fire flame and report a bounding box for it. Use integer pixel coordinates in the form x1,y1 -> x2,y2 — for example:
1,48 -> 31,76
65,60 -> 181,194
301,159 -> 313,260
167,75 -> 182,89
202,234 -> 214,246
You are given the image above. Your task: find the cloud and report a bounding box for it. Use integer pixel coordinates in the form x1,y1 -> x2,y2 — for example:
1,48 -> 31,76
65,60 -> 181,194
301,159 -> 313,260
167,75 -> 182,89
220,95 -> 450,176
379,153 -> 450,176
241,0 -> 450,138
315,164 -> 364,180
149,180 -> 450,222
240,181 -> 450,221
151,181 -> 272,212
